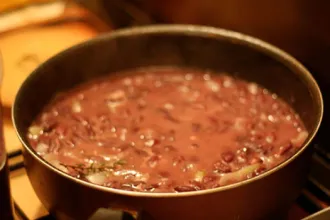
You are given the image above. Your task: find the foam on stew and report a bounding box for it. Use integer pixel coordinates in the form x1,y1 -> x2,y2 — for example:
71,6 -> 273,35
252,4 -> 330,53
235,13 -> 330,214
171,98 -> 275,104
27,67 -> 308,193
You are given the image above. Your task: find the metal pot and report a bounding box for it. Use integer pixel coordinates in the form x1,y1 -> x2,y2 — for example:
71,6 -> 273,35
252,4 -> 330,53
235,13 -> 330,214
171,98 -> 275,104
13,25 -> 323,220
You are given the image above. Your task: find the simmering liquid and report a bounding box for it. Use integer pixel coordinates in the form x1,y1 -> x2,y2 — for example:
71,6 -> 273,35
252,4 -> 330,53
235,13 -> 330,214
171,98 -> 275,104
27,68 -> 308,193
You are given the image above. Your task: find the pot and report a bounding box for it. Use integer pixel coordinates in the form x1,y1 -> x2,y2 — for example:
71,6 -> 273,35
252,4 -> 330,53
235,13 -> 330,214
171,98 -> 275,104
13,25 -> 323,220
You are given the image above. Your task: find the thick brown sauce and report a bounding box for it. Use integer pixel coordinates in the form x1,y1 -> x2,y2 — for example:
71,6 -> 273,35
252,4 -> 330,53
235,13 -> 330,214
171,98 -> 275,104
27,68 -> 308,193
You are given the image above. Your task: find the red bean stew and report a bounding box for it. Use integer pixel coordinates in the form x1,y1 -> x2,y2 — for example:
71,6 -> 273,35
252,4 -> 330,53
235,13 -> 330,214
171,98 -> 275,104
27,68 -> 308,193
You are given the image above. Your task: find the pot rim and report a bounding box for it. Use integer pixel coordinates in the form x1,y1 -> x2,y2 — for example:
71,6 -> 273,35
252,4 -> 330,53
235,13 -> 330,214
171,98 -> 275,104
12,24 -> 323,198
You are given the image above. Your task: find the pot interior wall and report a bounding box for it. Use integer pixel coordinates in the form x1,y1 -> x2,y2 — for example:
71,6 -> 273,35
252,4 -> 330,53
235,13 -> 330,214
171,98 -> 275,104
14,28 -> 319,145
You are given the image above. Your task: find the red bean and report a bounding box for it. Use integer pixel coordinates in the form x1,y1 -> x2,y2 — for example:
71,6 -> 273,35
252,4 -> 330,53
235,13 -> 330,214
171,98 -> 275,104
71,115 -> 88,124
144,139 -> 160,147
43,122 -> 58,133
210,183 -> 220,189
131,181 -> 146,187
192,123 -> 202,132
49,138 -> 61,153
189,156 -> 200,163
105,181 -> 121,189
250,157 -> 263,164
151,147 -> 161,155
173,156 -> 185,166
221,151 -> 234,163
169,129 -> 176,135
212,94 -> 224,103
144,183 -> 160,191
54,124 -> 68,136
217,120 -> 232,133
174,185 -> 197,192
189,180 -> 203,190
131,127 -> 140,133
158,171 -> 170,178
134,149 -> 149,157
120,184 -> 135,191
278,143 -> 292,155
254,166 -> 267,176
213,161 -> 231,173
112,144 -> 130,152
159,109 -> 181,124
147,155 -> 161,167
137,99 -> 147,110
236,135 -> 247,143
164,145 -> 177,152
190,143 -> 199,149
203,175 -> 218,184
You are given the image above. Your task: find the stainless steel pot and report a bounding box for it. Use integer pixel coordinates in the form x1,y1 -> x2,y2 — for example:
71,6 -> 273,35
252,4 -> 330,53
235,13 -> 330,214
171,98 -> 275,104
13,25 -> 323,220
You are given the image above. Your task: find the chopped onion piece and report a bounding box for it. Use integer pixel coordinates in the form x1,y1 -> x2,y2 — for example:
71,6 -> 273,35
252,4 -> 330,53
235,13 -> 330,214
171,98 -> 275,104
265,136 -> 274,143
186,163 -> 194,170
286,115 -> 292,121
108,90 -> 126,100
247,83 -> 258,95
63,151 -> 74,158
194,170 -> 205,182
178,85 -> 189,93
72,101 -> 82,113
164,103 -> 174,110
42,154 -> 68,173
203,74 -> 211,81
219,163 -> 260,185
260,155 -> 275,165
234,118 -> 245,131
113,170 -> 148,181
119,132 -> 126,141
223,79 -> 233,88
43,154 -> 55,161
86,172 -> 107,185
144,139 -> 156,147
205,80 -> 220,92
185,74 -> 193,80
291,131 -> 308,146
267,115 -> 276,122
123,78 -> 132,86
108,103 -> 120,112
271,94 -> 278,99
139,129 -> 157,140
50,160 -> 68,173
36,143 -> 48,155
28,125 -> 43,138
